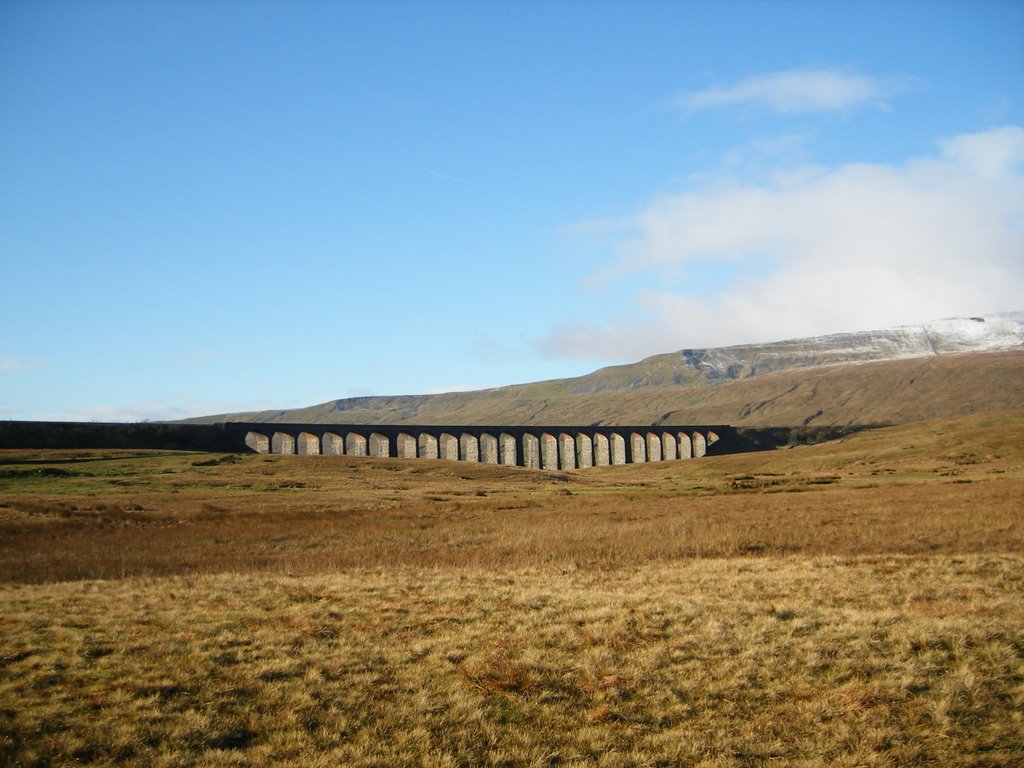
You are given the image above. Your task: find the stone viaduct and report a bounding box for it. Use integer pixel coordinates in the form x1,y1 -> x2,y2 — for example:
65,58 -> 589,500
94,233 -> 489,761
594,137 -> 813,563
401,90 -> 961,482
226,423 -> 729,470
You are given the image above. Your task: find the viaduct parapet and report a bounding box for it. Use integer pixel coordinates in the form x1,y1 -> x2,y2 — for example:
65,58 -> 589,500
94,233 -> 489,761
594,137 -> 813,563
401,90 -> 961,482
228,423 -> 729,470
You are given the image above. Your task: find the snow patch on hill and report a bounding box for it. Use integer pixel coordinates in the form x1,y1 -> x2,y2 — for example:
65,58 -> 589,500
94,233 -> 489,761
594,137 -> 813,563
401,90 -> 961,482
918,313 -> 1024,352
678,312 -> 1024,381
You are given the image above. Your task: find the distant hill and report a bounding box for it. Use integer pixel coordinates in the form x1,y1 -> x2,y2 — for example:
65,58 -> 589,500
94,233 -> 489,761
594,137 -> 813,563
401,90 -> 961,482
186,313 -> 1024,427
569,313 -> 1024,391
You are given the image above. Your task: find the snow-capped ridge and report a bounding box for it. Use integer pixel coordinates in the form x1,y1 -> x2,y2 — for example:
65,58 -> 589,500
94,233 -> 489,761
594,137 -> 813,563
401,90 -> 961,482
673,312 -> 1024,383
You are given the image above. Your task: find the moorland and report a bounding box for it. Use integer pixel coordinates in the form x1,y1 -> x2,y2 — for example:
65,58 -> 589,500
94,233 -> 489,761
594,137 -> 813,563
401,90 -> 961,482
2,407 -> 1022,766
187,347 -> 1024,428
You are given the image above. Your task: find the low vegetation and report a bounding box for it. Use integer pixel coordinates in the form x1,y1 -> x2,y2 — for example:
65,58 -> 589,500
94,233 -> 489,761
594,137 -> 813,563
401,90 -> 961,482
2,410 -> 1022,766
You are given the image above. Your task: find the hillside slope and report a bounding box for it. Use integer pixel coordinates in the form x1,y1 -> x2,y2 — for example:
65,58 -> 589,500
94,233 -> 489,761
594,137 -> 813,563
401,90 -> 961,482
186,314 -> 1022,426
193,350 -> 1024,427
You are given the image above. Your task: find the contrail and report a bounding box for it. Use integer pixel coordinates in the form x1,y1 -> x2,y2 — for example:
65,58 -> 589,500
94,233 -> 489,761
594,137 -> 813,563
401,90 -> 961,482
427,170 -> 467,182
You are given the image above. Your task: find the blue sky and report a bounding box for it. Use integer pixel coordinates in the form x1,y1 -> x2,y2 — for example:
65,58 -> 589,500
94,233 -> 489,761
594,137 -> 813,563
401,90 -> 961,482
2,0 -> 1022,421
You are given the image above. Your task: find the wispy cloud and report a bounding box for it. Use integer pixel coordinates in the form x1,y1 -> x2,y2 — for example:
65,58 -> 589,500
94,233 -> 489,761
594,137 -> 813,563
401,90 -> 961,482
941,125 -> 1024,178
0,356 -> 42,374
55,398 -> 277,423
541,125 -> 1024,359
675,68 -> 893,115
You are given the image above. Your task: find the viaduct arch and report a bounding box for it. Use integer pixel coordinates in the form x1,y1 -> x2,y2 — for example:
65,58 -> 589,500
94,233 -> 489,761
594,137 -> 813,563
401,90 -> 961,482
233,423 -> 726,469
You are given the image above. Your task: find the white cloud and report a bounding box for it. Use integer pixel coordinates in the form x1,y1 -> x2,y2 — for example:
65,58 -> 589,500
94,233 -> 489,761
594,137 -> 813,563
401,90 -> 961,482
940,125 -> 1024,178
541,126 -> 1024,359
676,68 -> 889,115
422,384 -> 476,395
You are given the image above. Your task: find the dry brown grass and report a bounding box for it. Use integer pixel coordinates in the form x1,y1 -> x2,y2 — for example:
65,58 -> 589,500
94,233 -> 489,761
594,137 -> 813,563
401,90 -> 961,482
1,410 -> 1023,765
2,558 -> 1021,766
1,411 -> 1022,582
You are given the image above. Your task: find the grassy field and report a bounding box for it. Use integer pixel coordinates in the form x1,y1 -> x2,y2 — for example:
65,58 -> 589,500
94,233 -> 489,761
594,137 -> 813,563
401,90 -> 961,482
1,410 -> 1022,766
